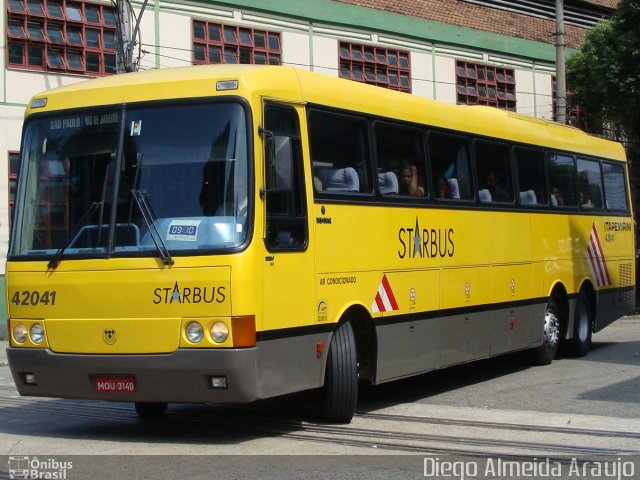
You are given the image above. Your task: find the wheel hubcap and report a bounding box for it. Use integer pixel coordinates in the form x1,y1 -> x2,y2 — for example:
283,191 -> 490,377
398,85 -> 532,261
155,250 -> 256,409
544,309 -> 560,349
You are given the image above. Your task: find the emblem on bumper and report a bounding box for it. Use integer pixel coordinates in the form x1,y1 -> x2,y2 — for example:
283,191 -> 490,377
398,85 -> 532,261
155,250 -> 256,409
103,328 -> 117,345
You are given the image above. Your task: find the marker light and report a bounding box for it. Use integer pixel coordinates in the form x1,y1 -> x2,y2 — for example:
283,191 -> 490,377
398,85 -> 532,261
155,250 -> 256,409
13,324 -> 27,344
29,323 -> 45,344
186,322 -> 204,343
216,80 -> 238,91
31,98 -> 47,108
210,321 -> 229,343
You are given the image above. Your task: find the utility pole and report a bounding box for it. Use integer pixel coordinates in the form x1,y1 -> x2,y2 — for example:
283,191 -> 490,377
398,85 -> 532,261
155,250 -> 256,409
115,0 -> 133,73
115,0 -> 149,73
555,0 -> 567,124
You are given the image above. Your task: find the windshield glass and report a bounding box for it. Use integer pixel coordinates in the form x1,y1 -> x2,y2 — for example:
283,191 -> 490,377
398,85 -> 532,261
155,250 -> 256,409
11,102 -> 249,259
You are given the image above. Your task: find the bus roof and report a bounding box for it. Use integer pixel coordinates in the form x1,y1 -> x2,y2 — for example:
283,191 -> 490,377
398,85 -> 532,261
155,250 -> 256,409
26,64 -> 625,162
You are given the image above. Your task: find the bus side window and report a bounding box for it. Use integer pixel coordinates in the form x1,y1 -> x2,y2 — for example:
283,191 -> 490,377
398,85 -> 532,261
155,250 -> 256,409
264,104 -> 308,251
374,122 -> 425,197
474,140 -> 513,203
514,147 -> 547,206
549,153 -> 577,207
602,162 -> 629,211
428,132 -> 472,200
308,110 -> 372,194
577,158 -> 604,210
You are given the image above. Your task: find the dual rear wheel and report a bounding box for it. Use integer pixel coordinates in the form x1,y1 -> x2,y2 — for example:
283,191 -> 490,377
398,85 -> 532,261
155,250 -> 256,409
530,298 -> 561,365
564,291 -> 593,357
531,291 -> 593,365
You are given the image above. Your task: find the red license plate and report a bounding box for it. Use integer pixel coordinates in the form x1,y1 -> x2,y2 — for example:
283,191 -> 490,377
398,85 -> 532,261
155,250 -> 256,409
95,376 -> 136,393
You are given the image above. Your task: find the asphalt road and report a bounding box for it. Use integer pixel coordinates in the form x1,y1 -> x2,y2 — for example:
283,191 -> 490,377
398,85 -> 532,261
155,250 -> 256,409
0,316 -> 639,479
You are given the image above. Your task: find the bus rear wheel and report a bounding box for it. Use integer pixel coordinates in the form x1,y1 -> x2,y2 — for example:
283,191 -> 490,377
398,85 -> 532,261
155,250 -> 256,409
564,290 -> 592,357
135,401 -> 168,419
529,298 -> 560,365
322,321 -> 358,423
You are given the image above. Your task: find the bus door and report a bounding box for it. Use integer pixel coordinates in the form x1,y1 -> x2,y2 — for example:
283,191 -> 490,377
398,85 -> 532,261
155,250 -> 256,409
259,103 -> 318,395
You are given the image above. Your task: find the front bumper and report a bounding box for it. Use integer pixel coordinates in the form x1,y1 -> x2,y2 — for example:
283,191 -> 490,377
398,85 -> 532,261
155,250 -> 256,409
7,346 -> 259,403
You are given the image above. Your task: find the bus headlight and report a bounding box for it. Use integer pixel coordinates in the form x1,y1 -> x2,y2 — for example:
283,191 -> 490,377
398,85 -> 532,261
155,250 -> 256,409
13,324 -> 28,344
210,321 -> 229,343
29,323 -> 45,344
185,322 -> 204,343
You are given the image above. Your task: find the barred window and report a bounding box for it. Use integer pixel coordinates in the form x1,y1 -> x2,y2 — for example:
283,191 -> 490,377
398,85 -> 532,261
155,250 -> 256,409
339,41 -> 411,93
192,19 -> 281,65
456,61 -> 516,111
6,0 -> 117,75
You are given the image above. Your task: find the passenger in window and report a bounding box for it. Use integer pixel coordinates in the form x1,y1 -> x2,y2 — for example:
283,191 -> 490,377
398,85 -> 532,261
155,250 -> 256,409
485,171 -> 509,202
436,176 -> 450,199
437,175 -> 460,199
399,164 -> 425,196
551,187 -> 564,206
580,191 -> 593,208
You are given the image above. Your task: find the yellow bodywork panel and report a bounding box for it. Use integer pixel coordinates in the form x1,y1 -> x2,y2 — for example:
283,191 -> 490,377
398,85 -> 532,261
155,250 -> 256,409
7,262 -> 232,353
43,317 -> 180,354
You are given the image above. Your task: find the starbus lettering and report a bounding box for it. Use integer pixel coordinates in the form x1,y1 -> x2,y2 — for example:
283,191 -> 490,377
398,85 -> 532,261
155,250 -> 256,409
398,218 -> 454,259
153,282 -> 226,304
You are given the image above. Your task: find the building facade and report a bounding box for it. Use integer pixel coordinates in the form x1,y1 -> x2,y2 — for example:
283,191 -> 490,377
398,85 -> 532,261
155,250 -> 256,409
0,0 -> 617,324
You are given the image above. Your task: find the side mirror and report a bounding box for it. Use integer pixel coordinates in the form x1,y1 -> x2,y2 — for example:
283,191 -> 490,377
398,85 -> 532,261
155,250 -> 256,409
266,134 -> 294,192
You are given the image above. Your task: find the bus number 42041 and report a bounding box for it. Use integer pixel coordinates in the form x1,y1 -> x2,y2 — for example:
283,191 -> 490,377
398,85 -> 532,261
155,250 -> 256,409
11,290 -> 57,306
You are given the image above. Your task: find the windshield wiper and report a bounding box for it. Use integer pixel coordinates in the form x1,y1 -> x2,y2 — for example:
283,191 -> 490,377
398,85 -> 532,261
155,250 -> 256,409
48,201 -> 102,270
131,189 -> 174,266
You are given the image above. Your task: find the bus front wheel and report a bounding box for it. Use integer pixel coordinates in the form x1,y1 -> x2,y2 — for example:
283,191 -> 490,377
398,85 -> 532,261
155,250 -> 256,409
135,401 -> 168,419
322,321 -> 358,423
529,298 -> 560,365
564,290 -> 592,357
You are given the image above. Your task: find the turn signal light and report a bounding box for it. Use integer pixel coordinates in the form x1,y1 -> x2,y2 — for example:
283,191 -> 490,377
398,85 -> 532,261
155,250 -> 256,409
232,316 -> 256,347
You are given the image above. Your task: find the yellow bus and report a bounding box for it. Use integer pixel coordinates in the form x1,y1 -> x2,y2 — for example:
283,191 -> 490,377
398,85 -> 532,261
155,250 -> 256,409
6,65 -> 635,423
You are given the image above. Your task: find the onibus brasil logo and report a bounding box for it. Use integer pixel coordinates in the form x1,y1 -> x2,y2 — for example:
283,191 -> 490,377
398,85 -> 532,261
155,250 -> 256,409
8,456 -> 73,479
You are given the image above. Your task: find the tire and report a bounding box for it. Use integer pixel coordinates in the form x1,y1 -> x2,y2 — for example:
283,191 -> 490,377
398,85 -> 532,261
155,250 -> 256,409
135,402 -> 168,419
529,298 -> 561,365
322,321 -> 358,423
564,290 -> 592,357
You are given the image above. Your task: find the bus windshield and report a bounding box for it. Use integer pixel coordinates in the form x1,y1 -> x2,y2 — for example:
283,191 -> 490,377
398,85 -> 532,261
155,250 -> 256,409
11,101 -> 250,259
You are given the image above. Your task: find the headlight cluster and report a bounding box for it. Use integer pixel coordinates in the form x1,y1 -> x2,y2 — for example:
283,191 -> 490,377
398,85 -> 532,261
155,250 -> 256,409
13,323 -> 46,345
185,321 -> 229,344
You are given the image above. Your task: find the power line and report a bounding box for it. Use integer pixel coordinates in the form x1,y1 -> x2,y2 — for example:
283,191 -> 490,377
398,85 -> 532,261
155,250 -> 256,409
138,41 -> 557,97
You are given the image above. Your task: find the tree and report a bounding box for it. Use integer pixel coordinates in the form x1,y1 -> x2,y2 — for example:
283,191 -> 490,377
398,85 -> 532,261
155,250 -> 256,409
566,0 -> 640,152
